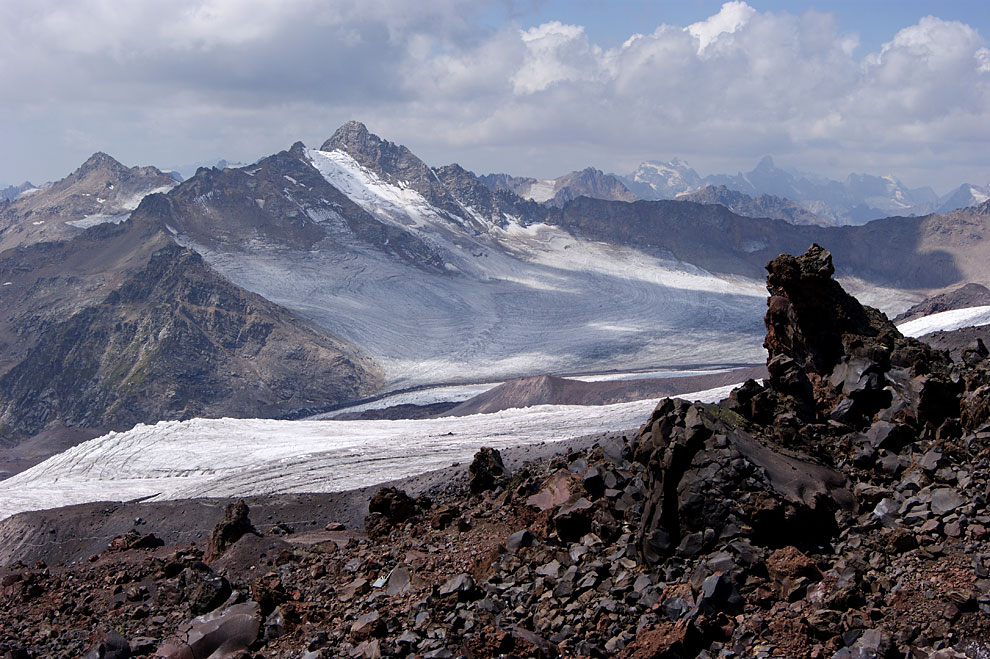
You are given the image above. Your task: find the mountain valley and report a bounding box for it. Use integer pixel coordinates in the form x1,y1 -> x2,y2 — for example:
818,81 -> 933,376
3,122 -> 990,479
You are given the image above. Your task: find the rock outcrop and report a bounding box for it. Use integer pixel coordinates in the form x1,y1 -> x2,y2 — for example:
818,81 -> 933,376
205,500 -> 258,562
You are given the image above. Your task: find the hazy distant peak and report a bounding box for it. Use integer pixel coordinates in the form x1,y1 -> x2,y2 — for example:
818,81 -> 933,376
75,151 -> 128,176
754,155 -> 775,171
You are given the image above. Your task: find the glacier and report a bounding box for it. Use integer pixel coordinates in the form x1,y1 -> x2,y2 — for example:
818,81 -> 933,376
0,384 -> 739,522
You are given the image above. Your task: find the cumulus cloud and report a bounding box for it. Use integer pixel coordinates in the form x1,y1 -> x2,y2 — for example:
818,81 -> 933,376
686,0 -> 756,52
1,1 -> 988,191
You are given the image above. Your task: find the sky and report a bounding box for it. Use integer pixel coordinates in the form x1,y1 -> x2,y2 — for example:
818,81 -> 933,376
1,0 -> 988,193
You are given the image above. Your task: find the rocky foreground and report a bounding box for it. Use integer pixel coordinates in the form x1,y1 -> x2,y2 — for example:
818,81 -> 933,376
4,245 -> 990,658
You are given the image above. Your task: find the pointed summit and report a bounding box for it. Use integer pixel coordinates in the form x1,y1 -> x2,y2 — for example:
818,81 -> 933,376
317,121 -> 467,218
754,155 -> 775,172
75,151 -> 129,177
321,120 -> 372,151
319,121 -> 419,183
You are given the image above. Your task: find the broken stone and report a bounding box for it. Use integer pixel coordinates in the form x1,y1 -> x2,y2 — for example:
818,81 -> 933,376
156,601 -> 261,659
931,488 -> 965,515
554,497 -> 594,543
469,447 -> 509,494
505,529 -> 534,553
204,500 -> 257,562
438,573 -> 480,602
350,611 -> 385,641
81,630 -> 131,659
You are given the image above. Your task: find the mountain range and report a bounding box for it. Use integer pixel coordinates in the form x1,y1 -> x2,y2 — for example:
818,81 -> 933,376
477,155 -> 988,226
3,120 -> 990,472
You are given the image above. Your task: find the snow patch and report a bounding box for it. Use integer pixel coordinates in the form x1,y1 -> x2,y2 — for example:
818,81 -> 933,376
67,213 -> 130,229
522,180 -> 556,203
896,305 -> 990,337
306,148 -> 444,231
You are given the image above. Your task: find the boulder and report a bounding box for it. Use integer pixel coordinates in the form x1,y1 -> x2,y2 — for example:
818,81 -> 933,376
635,400 -> 852,565
469,447 -> 508,494
155,601 -> 261,659
365,487 -> 419,537
81,631 -> 131,659
205,500 -> 257,562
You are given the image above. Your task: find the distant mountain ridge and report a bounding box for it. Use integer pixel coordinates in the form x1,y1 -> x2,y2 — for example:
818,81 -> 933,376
0,152 -> 178,252
479,167 -> 636,207
0,182 -> 39,203
893,283 -> 990,324
617,155 -> 986,226
677,185 -> 829,226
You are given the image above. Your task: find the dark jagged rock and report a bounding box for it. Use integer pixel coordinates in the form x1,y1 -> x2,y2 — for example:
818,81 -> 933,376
635,399 -> 852,565
205,500 -> 257,562
156,601 -> 261,658
80,630 -> 131,659
365,487 -> 420,538
760,244 -> 957,428
468,447 -> 508,494
109,529 -> 164,552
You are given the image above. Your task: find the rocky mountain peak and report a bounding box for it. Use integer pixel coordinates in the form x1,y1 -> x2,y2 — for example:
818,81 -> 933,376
320,120 -> 411,170
548,167 -> 638,206
323,120 -> 372,148
754,155 -> 775,171
74,151 -> 129,178
320,121 -> 471,220
321,121 -> 425,182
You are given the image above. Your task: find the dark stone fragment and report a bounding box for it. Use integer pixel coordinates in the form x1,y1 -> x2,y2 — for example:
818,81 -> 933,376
469,447 -> 509,494
81,630 -> 131,659
205,500 -> 257,562
506,529 -> 534,553
554,497 -> 594,543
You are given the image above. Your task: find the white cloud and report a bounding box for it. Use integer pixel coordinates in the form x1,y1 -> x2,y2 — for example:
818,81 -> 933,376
1,1 -> 988,192
511,21 -> 601,94
686,0 -> 756,53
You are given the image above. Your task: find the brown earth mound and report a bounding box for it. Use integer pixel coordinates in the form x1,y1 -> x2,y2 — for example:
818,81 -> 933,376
442,366 -> 767,417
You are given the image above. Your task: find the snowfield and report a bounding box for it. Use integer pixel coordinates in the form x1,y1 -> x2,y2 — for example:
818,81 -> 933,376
0,385 -> 738,522
896,305 -> 990,337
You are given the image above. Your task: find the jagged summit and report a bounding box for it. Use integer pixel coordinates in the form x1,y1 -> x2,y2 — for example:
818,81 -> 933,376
754,155 -> 775,171
319,120 -> 422,178
75,151 -> 128,174
0,151 -> 178,251
321,120 -> 372,149
317,121 -> 481,222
